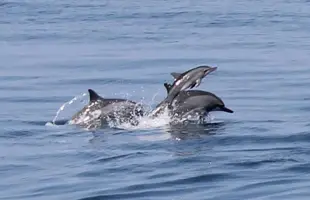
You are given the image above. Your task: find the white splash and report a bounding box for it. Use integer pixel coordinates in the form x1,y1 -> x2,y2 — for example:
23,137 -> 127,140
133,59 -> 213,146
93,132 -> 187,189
51,92 -> 88,124
47,89 -> 216,133
113,107 -> 171,130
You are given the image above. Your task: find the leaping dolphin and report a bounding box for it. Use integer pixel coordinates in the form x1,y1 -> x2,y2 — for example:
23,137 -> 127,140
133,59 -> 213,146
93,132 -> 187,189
150,65 -> 217,117
163,83 -> 233,123
69,89 -> 144,129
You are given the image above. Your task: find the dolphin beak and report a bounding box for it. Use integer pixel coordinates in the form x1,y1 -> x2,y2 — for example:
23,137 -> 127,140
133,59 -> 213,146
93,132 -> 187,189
204,66 -> 217,76
220,106 -> 234,113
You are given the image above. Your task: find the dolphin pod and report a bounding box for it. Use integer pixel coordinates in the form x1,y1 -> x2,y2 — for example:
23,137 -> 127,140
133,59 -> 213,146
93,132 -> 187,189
150,65 -> 218,117
67,65 -> 233,129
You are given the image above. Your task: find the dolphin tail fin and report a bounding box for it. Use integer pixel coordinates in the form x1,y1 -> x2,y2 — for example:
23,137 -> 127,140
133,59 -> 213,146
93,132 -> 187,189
88,89 -> 101,102
170,72 -> 182,80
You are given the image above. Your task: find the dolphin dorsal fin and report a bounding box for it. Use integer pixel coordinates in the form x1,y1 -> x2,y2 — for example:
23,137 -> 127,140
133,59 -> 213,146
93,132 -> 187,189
88,89 -> 101,102
163,83 -> 172,94
170,72 -> 182,80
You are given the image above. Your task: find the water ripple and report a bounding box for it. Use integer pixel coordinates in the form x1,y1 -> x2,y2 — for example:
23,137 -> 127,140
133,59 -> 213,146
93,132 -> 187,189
2,0 -> 310,199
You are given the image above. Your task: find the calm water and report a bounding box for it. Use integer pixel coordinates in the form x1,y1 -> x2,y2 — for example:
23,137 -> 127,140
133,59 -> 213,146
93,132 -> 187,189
1,0 -> 310,199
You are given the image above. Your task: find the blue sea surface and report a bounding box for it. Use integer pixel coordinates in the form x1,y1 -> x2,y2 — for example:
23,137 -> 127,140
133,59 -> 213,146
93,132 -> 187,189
1,0 -> 310,199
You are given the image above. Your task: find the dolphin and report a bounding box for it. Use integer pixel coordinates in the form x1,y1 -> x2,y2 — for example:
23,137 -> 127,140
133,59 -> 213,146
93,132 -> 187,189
163,83 -> 233,122
165,65 -> 217,102
150,65 -> 217,117
69,89 -> 144,129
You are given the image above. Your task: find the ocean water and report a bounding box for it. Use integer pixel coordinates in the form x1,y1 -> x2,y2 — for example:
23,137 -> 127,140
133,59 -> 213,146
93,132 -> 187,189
1,0 -> 310,199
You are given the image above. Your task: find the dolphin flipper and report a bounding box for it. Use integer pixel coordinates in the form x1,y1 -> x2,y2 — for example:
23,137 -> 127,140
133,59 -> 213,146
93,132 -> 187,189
164,83 -> 172,94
